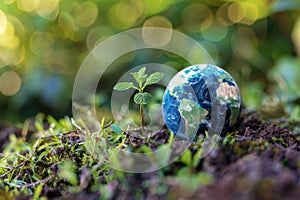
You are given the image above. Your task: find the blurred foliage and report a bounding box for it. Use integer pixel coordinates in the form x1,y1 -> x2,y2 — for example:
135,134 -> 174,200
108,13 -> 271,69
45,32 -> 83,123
0,0 -> 300,122
0,105 -> 299,199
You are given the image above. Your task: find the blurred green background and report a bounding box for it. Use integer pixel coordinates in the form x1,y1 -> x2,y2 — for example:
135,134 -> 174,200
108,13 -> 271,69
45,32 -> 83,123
0,0 -> 300,123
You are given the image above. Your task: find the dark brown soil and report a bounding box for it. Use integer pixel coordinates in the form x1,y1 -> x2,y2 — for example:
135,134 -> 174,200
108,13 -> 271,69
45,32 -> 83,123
195,112 -> 300,200
125,126 -> 169,149
0,109 -> 299,200
105,110 -> 300,200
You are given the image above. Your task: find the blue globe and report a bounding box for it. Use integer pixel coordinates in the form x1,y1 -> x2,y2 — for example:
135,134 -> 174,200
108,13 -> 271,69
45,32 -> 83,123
162,64 -> 241,140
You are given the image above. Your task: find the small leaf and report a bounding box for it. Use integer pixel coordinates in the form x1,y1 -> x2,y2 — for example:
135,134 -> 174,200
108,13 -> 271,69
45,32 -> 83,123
144,72 -> 164,87
33,184 -> 43,200
138,67 -> 146,77
134,92 -> 152,105
180,149 -> 192,166
113,82 -> 136,91
58,160 -> 78,186
131,67 -> 147,87
193,147 -> 204,167
154,143 -> 172,166
110,124 -> 123,134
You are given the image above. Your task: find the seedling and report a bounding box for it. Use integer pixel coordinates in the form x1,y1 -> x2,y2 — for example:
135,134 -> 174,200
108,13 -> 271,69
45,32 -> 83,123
113,67 -> 164,132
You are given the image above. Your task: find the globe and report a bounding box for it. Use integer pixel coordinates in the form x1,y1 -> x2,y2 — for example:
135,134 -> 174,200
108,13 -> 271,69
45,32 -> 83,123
162,64 -> 241,140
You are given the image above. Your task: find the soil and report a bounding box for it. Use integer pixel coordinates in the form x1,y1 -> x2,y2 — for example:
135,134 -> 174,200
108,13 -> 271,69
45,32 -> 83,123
0,109 -> 300,200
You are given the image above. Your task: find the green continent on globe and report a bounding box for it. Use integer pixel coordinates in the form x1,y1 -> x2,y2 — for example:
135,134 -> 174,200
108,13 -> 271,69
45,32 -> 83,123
178,98 -> 208,140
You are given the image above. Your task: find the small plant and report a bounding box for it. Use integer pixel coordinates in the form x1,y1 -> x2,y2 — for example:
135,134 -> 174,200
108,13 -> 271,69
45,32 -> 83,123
113,67 -> 164,132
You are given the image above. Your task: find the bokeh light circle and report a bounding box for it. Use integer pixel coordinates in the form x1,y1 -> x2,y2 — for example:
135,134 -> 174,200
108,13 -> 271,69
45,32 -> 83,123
143,16 -> 173,46
0,71 -> 21,96
0,10 -> 7,34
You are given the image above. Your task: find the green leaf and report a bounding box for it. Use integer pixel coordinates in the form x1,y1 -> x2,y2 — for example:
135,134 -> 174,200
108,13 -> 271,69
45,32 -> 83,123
113,82 -> 136,91
180,149 -> 192,166
144,72 -> 164,87
33,184 -> 43,200
193,147 -> 204,167
154,143 -> 172,166
134,92 -> 152,105
131,67 -> 147,87
110,124 -> 123,134
58,160 -> 78,186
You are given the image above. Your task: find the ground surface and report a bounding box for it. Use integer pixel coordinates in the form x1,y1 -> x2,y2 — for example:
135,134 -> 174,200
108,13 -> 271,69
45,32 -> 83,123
0,108 -> 299,200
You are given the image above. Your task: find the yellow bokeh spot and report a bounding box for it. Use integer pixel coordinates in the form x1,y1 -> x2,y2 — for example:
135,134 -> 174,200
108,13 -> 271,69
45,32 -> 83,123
9,36 -> 20,49
292,17 -> 300,57
143,0 -> 174,15
34,0 -> 59,17
228,2 -> 247,23
0,15 -> 25,66
142,16 -> 173,47
74,1 -> 98,27
0,71 -> 21,96
228,2 -> 259,25
17,0 -> 35,12
241,0 -> 269,18
59,12 -> 76,30
30,32 -> 54,56
0,10 -> 7,34
216,3 -> 234,26
0,21 -> 19,49
0,46 -> 25,66
108,0 -> 144,30
143,15 -> 172,29
9,15 -> 26,37
116,0 -> 144,23
143,0 -> 162,15
200,14 -> 213,32
181,4 -> 212,32
14,45 -> 26,65
58,12 -> 84,41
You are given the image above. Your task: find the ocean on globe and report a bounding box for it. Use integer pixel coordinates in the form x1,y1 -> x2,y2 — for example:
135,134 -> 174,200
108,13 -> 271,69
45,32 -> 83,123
162,64 -> 241,140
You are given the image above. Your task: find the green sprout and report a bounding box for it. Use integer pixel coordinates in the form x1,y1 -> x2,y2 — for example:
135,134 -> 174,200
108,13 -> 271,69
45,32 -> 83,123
113,67 -> 164,132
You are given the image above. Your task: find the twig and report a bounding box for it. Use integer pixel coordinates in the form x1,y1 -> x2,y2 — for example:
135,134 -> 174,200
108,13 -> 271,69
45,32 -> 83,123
5,176 -> 54,188
0,162 -> 25,179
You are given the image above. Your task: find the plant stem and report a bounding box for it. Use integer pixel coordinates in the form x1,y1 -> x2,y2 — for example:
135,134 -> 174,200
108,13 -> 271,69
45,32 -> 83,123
140,104 -> 144,133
